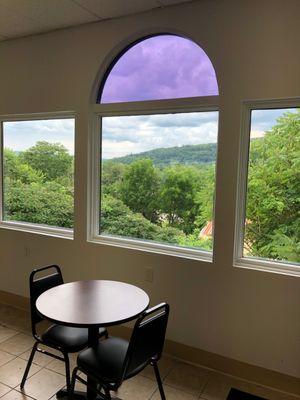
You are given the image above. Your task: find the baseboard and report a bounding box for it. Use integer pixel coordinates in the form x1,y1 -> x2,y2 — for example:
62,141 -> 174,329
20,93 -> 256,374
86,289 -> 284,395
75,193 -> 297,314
0,289 -> 30,311
0,289 -> 299,397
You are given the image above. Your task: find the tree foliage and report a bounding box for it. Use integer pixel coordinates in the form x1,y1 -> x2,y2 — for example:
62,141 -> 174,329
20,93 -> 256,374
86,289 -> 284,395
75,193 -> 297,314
245,110 -> 300,262
120,159 -> 160,222
101,195 -> 182,243
111,142 -> 217,167
4,179 -> 73,228
160,165 -> 199,233
2,109 -> 299,262
3,148 -> 44,184
21,141 -> 73,181
3,142 -> 74,228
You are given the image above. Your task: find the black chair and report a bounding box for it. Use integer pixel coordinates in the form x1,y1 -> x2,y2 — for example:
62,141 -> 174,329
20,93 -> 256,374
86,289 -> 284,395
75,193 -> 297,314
20,265 -> 108,393
70,303 -> 169,400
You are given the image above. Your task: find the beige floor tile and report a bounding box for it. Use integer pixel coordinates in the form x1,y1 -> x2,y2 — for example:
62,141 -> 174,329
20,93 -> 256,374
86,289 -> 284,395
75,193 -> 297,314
116,375 -> 157,400
151,384 -> 198,399
19,345 -> 58,367
0,334 -> 35,356
0,357 -> 41,388
0,350 -> 16,367
0,326 -> 19,344
0,389 -> 36,399
0,382 -> 11,397
201,374 -> 234,400
164,361 -> 210,396
46,352 -> 77,375
141,355 -> 175,380
20,368 -> 66,400
74,377 -> 88,393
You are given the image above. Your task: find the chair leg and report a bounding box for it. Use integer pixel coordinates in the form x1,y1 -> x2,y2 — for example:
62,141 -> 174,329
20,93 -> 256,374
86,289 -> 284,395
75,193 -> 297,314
153,362 -> 166,400
63,353 -> 71,394
104,387 -> 112,400
69,367 -> 78,398
20,342 -> 38,389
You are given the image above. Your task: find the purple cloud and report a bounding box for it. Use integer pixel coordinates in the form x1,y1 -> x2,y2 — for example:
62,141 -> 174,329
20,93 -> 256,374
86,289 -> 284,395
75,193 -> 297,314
100,35 -> 218,103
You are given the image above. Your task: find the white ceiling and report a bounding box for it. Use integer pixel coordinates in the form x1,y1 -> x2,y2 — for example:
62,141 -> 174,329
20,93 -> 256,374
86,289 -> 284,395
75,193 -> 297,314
0,0 -> 193,42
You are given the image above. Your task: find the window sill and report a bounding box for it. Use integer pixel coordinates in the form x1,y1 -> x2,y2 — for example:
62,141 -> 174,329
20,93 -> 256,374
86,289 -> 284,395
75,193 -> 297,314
234,257 -> 300,277
88,234 -> 213,262
0,221 -> 73,240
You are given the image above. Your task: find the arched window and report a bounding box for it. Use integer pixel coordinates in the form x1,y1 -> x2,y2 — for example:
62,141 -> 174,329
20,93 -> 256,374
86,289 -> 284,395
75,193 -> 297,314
99,35 -> 218,103
90,34 -> 219,261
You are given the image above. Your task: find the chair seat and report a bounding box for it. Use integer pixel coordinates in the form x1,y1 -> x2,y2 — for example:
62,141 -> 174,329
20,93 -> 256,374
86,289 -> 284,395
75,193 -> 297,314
42,324 -> 107,353
77,337 -> 130,383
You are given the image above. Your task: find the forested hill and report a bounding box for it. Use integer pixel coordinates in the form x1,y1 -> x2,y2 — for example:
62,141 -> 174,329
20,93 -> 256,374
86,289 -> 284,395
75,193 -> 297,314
107,142 -> 217,167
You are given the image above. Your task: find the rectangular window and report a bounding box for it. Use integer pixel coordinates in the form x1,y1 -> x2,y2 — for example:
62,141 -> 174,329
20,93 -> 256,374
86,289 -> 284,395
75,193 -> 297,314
0,117 -> 75,236
97,111 -> 218,258
236,102 -> 299,272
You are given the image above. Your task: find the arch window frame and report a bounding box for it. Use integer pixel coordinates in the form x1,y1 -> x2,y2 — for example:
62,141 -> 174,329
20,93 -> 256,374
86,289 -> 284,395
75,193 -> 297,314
88,34 -> 220,261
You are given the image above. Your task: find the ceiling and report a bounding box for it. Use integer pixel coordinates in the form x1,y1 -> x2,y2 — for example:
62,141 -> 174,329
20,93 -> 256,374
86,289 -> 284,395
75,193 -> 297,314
0,0 -> 193,42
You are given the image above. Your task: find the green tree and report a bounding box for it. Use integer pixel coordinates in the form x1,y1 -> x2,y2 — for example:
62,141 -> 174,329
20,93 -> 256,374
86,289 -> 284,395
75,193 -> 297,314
3,144 -> 74,228
4,180 -> 74,228
176,229 -> 213,251
3,148 -> 44,184
101,161 -> 126,197
160,165 -> 199,233
101,195 -> 182,243
246,110 -> 300,262
21,141 -> 73,181
120,159 -> 160,222
194,164 -> 216,229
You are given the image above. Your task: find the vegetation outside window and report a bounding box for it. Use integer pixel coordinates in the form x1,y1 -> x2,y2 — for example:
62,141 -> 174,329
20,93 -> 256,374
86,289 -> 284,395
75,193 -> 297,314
236,104 -> 300,270
101,112 -> 218,252
1,117 -> 74,236
90,34 -> 220,260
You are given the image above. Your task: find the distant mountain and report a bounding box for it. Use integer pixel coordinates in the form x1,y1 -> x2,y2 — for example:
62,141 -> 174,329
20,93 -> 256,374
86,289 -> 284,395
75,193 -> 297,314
106,143 -> 217,167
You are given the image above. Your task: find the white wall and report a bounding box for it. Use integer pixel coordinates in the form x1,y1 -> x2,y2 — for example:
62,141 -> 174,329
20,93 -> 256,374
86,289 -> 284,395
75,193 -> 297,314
0,0 -> 299,378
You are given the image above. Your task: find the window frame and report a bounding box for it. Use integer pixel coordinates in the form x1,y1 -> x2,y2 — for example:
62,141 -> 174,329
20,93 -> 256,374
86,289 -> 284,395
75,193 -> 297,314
234,97 -> 300,276
88,96 -> 220,261
0,111 -> 75,239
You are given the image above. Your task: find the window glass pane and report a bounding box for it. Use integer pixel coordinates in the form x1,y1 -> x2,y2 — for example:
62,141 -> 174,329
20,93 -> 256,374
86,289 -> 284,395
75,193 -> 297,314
100,35 -> 218,103
100,111 -> 218,252
244,108 -> 300,264
2,119 -> 75,229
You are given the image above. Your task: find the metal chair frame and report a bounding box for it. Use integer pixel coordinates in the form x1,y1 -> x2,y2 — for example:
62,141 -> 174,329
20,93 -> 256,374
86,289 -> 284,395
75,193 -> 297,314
21,265 -> 78,393
70,303 -> 169,400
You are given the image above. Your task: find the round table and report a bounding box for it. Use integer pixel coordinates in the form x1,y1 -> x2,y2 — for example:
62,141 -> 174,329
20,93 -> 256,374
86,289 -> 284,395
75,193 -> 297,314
36,280 -> 149,400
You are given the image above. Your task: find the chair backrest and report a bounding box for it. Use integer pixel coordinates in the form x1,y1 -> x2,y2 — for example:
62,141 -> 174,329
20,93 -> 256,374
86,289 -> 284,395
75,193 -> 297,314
30,265 -> 63,337
123,303 -> 169,381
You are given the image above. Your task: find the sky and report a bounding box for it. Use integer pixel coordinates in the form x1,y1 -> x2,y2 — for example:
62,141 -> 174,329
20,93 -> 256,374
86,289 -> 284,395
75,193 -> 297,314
100,35 -> 219,103
3,119 -> 75,155
102,108 -> 298,159
102,112 -> 218,159
250,108 -> 297,138
3,109 -> 297,158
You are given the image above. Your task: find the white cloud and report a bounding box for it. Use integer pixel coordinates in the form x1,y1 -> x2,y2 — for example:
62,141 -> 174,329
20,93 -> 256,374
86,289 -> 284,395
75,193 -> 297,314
3,119 -> 75,154
250,130 -> 265,139
102,112 -> 219,159
251,108 -> 297,133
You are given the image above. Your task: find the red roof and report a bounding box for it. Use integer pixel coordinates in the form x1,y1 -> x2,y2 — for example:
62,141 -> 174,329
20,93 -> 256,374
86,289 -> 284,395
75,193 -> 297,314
199,221 -> 213,238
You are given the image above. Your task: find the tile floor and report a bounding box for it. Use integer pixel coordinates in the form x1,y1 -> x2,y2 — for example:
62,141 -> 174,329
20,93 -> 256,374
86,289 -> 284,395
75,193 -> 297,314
0,303 -> 297,400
